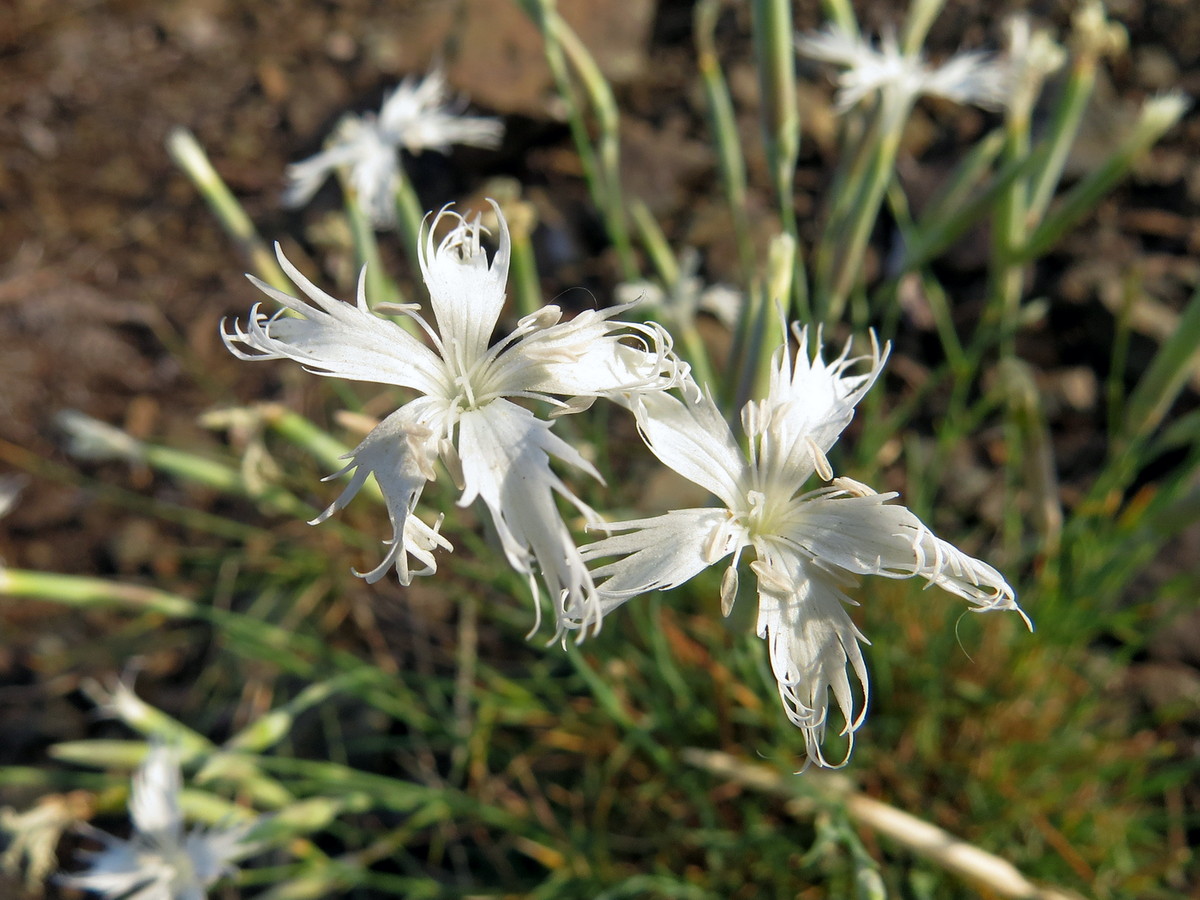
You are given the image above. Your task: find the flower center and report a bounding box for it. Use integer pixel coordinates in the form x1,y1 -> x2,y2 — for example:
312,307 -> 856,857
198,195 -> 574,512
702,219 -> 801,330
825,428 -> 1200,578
739,488 -> 790,542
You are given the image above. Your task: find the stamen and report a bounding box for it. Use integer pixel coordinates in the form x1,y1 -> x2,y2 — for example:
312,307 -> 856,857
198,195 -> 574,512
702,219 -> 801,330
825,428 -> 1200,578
808,437 -> 834,481
720,564 -> 739,617
831,475 -> 875,496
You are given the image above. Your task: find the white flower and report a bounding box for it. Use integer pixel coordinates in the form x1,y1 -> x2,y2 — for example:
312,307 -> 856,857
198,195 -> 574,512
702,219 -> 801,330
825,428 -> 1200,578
59,745 -> 259,900
796,24 -> 1010,126
615,249 -> 744,332
282,68 -> 503,228
224,201 -> 683,635
579,326 -> 1030,767
56,411 -> 146,464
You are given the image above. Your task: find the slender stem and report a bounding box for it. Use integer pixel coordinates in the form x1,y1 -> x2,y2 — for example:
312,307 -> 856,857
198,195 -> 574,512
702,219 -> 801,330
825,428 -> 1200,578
506,200 -> 544,320
695,0 -> 755,279
522,0 -> 637,280
630,202 -> 718,393
827,121 -> 903,322
900,0 -> 945,57
990,100 -> 1031,362
630,200 -> 679,285
393,169 -> 428,276
1024,54 -> 1097,224
166,127 -> 290,292
752,0 -> 809,320
819,0 -> 859,37
340,171 -> 403,309
554,14 -> 637,280
1017,94 -> 1187,263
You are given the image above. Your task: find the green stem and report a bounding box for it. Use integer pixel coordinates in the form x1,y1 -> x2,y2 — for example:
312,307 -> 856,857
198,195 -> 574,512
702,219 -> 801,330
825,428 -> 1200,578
166,127 -> 290,292
1024,55 -> 1097,225
827,124 -> 902,322
339,171 -> 402,309
393,170 -> 427,276
695,0 -> 755,280
752,0 -> 809,320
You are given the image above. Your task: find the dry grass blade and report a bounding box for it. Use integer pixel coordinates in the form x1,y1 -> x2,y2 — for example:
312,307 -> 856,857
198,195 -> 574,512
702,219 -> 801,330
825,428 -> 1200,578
683,748 -> 1088,900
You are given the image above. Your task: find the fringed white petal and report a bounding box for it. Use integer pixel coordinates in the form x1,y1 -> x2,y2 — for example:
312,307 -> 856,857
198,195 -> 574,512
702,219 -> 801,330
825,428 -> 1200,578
418,201 -> 510,366
400,108 -> 504,156
922,49 -> 1011,109
313,403 -> 450,585
795,25 -> 877,69
751,325 -> 887,485
223,245 -> 447,395
456,400 -> 601,635
282,114 -> 400,228
284,72 -> 501,222
378,68 -> 503,155
128,746 -> 183,843
797,25 -> 915,112
502,303 -> 686,400
344,121 -> 401,228
581,508 -> 738,608
59,743 -> 261,900
184,818 -> 261,883
797,24 -> 1009,117
752,553 -> 870,770
782,479 -> 1029,626
280,133 -> 364,209
59,841 -> 166,899
627,390 -> 747,511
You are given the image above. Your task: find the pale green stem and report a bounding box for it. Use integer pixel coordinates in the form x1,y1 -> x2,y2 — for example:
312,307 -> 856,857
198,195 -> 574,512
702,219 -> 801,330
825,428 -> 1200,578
519,2 -> 602,231
506,202 -> 544,320
990,101 -> 1032,361
818,0 -> 859,36
752,0 -> 809,320
135,442 -> 314,521
1016,94 -> 1187,263
554,12 -> 637,280
630,202 -> 717,393
827,119 -> 903,322
392,169 -> 427,276
736,233 -> 792,412
166,127 -> 290,292
266,407 -> 353,473
630,200 -> 679,285
900,0 -> 945,57
987,98 -> 1033,563
814,112 -> 879,313
521,0 -> 636,280
338,171 -> 403,310
695,0 -> 755,278
821,110 -> 880,240
1024,54 -> 1098,225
